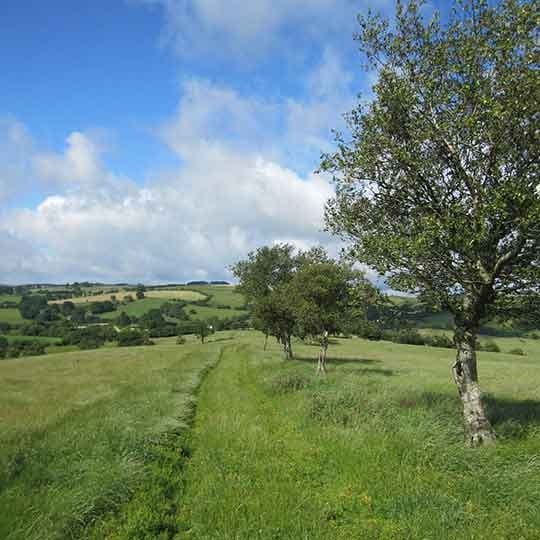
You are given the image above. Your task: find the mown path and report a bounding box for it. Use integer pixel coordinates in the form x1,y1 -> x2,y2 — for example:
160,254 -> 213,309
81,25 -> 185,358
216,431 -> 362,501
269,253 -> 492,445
175,342 -> 343,540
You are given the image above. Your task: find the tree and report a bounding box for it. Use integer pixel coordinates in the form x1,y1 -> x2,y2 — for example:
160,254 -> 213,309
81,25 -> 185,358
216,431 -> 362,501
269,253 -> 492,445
197,321 -> 213,344
232,244 -> 297,358
322,0 -> 539,445
116,311 -> 131,327
136,284 -> 145,300
286,259 -> 367,373
19,295 -> 48,320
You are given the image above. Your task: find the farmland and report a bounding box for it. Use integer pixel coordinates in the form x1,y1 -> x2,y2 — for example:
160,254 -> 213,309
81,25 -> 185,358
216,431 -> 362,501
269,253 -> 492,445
1,331 -> 539,539
0,308 -> 24,324
49,288 -> 207,304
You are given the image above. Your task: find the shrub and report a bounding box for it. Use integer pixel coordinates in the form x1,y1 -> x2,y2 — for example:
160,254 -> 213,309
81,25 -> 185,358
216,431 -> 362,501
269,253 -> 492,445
508,348 -> 526,356
176,336 -> 186,345
480,340 -> 501,353
117,329 -> 153,347
425,334 -> 454,349
0,336 -> 8,357
6,340 -> 47,358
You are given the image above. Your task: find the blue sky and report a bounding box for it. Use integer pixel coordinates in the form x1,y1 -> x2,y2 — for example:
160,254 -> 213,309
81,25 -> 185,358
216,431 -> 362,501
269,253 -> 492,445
1,0 -> 405,283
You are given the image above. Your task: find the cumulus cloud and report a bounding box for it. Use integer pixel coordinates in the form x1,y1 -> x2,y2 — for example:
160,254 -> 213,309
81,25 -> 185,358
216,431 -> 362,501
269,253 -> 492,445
139,0 -> 360,61
0,118 -> 35,206
1,88 -> 337,283
1,34 -> 359,284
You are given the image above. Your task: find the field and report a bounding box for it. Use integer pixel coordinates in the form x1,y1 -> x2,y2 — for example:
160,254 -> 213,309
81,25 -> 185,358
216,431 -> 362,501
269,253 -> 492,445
0,294 -> 21,303
184,285 -> 246,308
99,298 -> 179,320
1,332 -> 539,539
0,308 -> 24,324
49,289 -> 206,304
0,337 -> 224,540
184,304 -> 248,320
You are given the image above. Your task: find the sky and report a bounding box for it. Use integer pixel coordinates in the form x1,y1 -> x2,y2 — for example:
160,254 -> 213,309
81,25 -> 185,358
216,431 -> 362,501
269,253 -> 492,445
0,0 -> 398,284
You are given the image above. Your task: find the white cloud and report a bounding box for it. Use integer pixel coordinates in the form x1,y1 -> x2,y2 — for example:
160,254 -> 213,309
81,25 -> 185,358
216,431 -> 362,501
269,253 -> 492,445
0,118 -> 35,206
1,97 -> 336,283
139,0 -> 359,60
1,46 -> 356,284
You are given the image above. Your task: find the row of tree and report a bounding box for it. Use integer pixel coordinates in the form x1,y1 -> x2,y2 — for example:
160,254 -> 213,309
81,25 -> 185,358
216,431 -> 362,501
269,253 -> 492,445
232,245 -> 385,373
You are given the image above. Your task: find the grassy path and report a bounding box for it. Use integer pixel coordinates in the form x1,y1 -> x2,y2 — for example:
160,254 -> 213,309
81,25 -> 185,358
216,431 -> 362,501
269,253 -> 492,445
175,336 -> 540,540
176,342 -> 332,539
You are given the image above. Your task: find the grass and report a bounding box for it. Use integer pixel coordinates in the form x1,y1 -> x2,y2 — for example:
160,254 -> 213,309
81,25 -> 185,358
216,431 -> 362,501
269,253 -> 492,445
1,331 -> 539,539
0,340 -> 224,540
185,304 -> 247,320
100,298 -> 170,320
49,289 -> 206,305
176,333 -> 540,539
144,290 -> 206,302
185,285 -> 246,308
0,294 -> 21,303
0,308 -> 24,324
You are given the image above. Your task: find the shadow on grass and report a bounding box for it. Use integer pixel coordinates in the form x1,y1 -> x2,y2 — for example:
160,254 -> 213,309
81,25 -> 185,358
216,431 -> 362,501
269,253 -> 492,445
293,355 -> 394,376
485,395 -> 540,439
294,355 -> 381,366
400,391 -> 540,440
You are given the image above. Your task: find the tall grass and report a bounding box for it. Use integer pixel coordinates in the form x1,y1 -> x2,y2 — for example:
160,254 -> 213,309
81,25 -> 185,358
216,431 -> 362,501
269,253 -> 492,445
0,340 -> 223,539
177,334 -> 540,539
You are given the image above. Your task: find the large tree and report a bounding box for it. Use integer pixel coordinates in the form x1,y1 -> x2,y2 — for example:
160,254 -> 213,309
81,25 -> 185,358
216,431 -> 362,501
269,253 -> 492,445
322,0 -> 539,445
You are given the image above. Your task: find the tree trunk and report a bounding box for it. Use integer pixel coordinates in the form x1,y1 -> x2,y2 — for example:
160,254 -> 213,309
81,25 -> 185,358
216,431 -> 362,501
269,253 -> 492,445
281,333 -> 293,360
263,333 -> 268,350
316,331 -> 329,375
452,326 -> 496,446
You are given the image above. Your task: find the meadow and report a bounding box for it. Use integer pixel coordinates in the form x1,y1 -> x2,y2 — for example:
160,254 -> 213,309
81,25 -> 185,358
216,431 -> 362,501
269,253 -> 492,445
0,337 -> 224,540
0,331 -> 539,539
0,308 -> 24,324
49,289 -> 206,305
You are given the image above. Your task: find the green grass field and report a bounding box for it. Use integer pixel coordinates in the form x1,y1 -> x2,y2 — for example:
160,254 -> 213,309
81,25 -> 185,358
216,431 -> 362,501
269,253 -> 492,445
1,332 -> 538,539
0,308 -> 24,324
0,294 -> 21,304
0,338 -> 224,540
185,285 -> 246,308
185,303 -> 247,320
100,298 -> 171,320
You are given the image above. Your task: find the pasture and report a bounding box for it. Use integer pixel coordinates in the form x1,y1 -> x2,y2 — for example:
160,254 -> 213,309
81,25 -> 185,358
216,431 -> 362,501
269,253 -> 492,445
185,284 -> 246,308
0,308 -> 24,324
0,337 -> 224,540
49,288 -> 206,305
0,331 -> 538,539
0,294 -> 21,303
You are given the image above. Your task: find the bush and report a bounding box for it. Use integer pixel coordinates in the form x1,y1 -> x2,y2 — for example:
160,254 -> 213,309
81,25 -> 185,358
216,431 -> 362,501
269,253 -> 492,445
0,336 -> 8,357
117,329 -> 154,347
382,328 -> 426,346
508,348 -> 526,356
5,340 -> 47,358
480,340 -> 501,353
176,336 -> 186,345
425,334 -> 454,349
